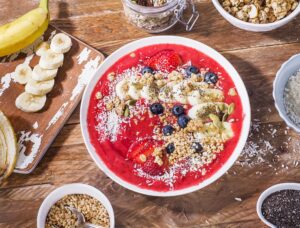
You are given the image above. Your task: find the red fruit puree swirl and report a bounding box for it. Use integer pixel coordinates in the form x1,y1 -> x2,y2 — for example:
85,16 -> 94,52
87,44 -> 244,192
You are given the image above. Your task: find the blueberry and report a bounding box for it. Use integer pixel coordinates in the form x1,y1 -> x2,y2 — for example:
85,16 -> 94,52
150,103 -> 164,115
186,65 -> 199,77
177,115 -> 190,128
162,125 -> 175,136
191,142 -> 203,153
166,143 -> 175,154
204,72 -> 218,84
142,66 -> 154,75
172,105 -> 184,117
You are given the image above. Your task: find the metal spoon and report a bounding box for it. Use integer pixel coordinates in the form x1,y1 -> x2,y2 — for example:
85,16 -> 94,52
65,206 -> 104,228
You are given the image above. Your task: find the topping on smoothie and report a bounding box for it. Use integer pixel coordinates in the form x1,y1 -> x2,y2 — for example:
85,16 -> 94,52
87,44 -> 243,191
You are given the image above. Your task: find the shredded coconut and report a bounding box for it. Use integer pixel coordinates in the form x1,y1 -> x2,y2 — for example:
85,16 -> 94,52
284,69 -> 300,127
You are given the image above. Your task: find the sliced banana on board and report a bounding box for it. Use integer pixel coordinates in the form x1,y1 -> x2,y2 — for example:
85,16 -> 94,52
39,50 -> 64,70
50,33 -> 72,54
0,111 -> 17,182
187,89 -> 224,106
15,92 -> 47,113
14,64 -> 32,84
35,41 -> 50,56
25,78 -> 55,96
116,79 -> 130,100
188,102 -> 228,119
32,65 -> 58,81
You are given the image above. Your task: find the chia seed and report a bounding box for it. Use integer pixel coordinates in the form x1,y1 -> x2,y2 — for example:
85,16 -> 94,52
261,190 -> 300,227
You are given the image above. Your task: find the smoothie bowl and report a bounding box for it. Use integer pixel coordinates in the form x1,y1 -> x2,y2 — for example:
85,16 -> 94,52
80,36 -> 251,196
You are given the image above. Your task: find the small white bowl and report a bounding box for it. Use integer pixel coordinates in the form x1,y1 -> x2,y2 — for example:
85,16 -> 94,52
273,54 -> 300,133
256,183 -> 300,227
37,183 -> 115,228
212,0 -> 300,32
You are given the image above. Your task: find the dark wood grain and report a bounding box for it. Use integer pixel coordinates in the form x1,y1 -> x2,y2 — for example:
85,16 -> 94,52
1,0 -> 300,227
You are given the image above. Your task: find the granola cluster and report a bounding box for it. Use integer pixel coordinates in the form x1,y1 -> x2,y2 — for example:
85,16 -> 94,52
45,194 -> 110,228
219,0 -> 299,23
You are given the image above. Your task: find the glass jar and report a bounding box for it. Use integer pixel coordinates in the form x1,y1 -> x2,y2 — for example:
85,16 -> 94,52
121,0 -> 199,33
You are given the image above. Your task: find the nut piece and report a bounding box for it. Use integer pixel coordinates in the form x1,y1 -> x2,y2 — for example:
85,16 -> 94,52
219,0 -> 299,23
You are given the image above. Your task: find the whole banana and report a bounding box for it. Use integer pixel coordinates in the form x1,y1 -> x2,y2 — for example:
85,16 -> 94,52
0,0 -> 49,57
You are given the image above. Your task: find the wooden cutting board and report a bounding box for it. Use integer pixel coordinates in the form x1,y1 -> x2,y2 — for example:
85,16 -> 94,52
0,25 -> 104,174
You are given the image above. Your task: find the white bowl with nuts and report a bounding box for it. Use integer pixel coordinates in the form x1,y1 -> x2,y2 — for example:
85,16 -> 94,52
212,0 -> 300,32
37,183 -> 115,228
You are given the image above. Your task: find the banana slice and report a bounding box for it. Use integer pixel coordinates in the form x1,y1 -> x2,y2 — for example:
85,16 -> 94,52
15,92 -> 46,112
0,111 -> 17,182
172,81 -> 189,104
50,33 -> 72,54
158,82 -> 177,103
128,84 -> 141,100
222,122 -> 234,141
25,78 -> 54,96
116,79 -> 130,100
188,102 -> 228,119
39,50 -> 64,70
14,64 -> 32,84
35,41 -> 50,56
141,85 -> 158,101
187,89 -> 224,105
32,65 -> 58,81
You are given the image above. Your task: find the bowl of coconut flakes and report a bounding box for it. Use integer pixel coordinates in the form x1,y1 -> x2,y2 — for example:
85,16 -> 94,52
273,54 -> 300,133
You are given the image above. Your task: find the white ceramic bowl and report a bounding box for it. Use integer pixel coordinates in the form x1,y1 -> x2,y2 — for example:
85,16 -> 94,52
80,36 -> 251,197
212,0 -> 300,32
257,183 -> 300,227
273,54 -> 300,133
37,183 -> 115,228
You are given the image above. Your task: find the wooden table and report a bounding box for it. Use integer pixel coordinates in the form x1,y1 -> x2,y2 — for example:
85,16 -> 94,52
1,0 -> 300,227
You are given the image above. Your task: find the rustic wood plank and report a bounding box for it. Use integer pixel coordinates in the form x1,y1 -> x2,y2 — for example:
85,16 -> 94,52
1,0 -> 300,227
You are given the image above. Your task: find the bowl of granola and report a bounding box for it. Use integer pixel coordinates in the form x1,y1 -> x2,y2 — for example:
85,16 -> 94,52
80,36 -> 251,196
37,183 -> 114,228
212,0 -> 300,32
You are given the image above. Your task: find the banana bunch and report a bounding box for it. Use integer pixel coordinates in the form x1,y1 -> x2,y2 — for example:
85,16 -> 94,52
0,111 -> 18,182
0,0 -> 50,57
15,33 -> 72,112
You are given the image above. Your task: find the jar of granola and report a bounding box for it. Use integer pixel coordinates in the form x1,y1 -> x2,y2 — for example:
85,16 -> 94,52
121,0 -> 199,33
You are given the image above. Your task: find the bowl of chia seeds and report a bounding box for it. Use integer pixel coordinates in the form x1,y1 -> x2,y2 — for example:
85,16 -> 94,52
273,54 -> 300,133
257,183 -> 300,227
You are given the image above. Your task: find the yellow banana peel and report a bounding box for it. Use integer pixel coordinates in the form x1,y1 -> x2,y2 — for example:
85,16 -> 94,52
0,0 -> 49,57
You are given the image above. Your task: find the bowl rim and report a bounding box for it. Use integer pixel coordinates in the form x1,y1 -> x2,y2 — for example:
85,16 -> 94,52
256,182 -> 300,227
273,53 -> 300,133
37,183 -> 115,228
80,35 -> 251,197
212,0 -> 300,28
